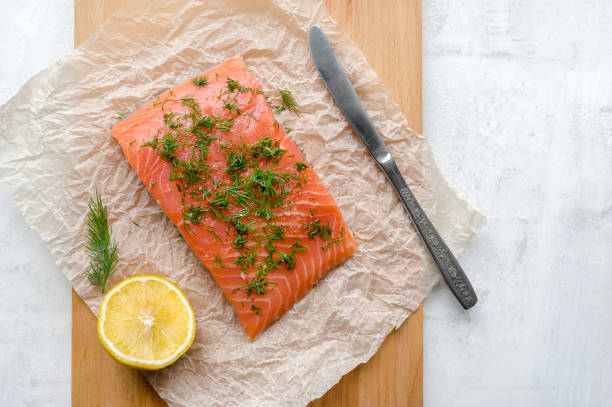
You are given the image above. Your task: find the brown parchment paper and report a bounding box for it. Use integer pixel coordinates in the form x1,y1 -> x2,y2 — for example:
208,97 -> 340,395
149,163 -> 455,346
0,0 -> 485,405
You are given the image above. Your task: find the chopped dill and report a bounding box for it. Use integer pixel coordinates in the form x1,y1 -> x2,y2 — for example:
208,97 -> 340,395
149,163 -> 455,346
213,254 -> 227,268
227,77 -> 240,92
183,205 -> 206,225
290,241 -> 307,252
279,251 -> 296,270
164,112 -> 182,129
226,147 -> 249,174
140,76 -> 320,304
194,132 -> 215,157
304,209 -> 332,240
233,234 -> 247,249
250,137 -> 287,163
178,159 -> 207,186
223,100 -> 241,115
231,218 -> 254,236
192,76 -> 208,86
264,224 -> 285,242
181,97 -> 202,116
142,132 -> 179,163
234,252 -> 257,274
209,191 -> 230,208
232,269 -> 277,297
322,228 -> 345,251
215,117 -> 234,133
196,115 -> 216,130
251,304 -> 262,315
280,241 -> 307,270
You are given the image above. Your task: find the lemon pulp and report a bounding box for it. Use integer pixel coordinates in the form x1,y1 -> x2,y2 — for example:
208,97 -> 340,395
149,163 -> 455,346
97,275 -> 196,370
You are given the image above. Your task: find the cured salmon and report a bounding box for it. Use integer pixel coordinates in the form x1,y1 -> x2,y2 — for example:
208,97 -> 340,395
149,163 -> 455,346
111,57 -> 357,340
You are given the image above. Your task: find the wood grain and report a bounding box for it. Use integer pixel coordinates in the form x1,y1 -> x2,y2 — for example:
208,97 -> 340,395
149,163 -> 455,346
72,291 -> 167,407
72,0 -> 422,406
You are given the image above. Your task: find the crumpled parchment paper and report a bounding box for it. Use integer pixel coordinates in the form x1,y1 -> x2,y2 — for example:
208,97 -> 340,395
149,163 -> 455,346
0,0 -> 485,405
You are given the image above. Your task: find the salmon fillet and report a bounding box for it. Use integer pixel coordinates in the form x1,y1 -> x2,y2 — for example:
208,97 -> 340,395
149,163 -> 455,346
111,57 -> 357,340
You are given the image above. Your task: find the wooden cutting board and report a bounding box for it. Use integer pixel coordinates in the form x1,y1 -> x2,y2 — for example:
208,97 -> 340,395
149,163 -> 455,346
72,0 -> 423,405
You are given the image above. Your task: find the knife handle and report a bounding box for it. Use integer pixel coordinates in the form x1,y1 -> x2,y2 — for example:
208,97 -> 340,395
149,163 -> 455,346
379,156 -> 478,309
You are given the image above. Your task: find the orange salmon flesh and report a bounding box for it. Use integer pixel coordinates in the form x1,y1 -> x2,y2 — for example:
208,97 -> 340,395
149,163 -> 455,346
111,57 -> 357,340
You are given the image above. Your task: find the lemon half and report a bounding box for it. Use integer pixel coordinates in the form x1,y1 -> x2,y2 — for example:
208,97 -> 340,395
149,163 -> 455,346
97,275 -> 196,370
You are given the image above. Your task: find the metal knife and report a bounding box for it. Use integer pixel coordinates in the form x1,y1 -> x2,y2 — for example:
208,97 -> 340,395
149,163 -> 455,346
308,25 -> 477,309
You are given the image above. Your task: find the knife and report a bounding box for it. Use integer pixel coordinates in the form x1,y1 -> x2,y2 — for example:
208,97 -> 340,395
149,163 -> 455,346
308,25 -> 477,309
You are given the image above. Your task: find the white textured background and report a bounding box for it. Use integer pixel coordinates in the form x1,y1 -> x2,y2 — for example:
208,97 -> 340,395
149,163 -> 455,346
0,1 -> 73,406
0,1 -> 610,406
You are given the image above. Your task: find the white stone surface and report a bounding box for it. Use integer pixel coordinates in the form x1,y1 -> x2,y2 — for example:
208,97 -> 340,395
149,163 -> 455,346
422,1 -> 612,406
0,1 -> 611,406
0,1 -> 74,406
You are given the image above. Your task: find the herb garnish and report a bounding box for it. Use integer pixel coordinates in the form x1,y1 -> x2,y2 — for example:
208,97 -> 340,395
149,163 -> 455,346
322,229 -> 345,251
234,252 -> 257,274
251,304 -> 262,315
250,137 -> 287,163
85,191 -> 119,293
280,244 -> 306,270
233,269 -> 277,296
227,78 -> 240,92
183,205 -> 206,224
139,74 -> 341,314
304,209 -> 344,250
233,234 -> 247,249
304,209 -> 332,240
192,76 -> 208,86
215,117 -> 234,133
213,254 -> 227,268
274,88 -> 299,115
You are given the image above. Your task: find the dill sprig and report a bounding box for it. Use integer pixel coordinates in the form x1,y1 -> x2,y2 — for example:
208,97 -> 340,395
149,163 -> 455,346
213,254 -> 227,268
251,304 -> 262,315
232,269 -> 277,297
192,76 -> 208,87
304,210 -> 332,240
85,192 -> 118,293
322,228 -> 345,251
250,137 -> 287,163
276,87 -> 299,115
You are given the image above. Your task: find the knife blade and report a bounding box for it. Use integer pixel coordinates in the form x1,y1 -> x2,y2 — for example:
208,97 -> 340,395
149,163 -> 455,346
308,25 -> 477,309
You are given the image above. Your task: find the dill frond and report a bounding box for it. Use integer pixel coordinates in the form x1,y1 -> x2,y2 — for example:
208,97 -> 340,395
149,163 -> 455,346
277,87 -> 299,115
192,76 -> 208,86
85,191 -> 119,293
